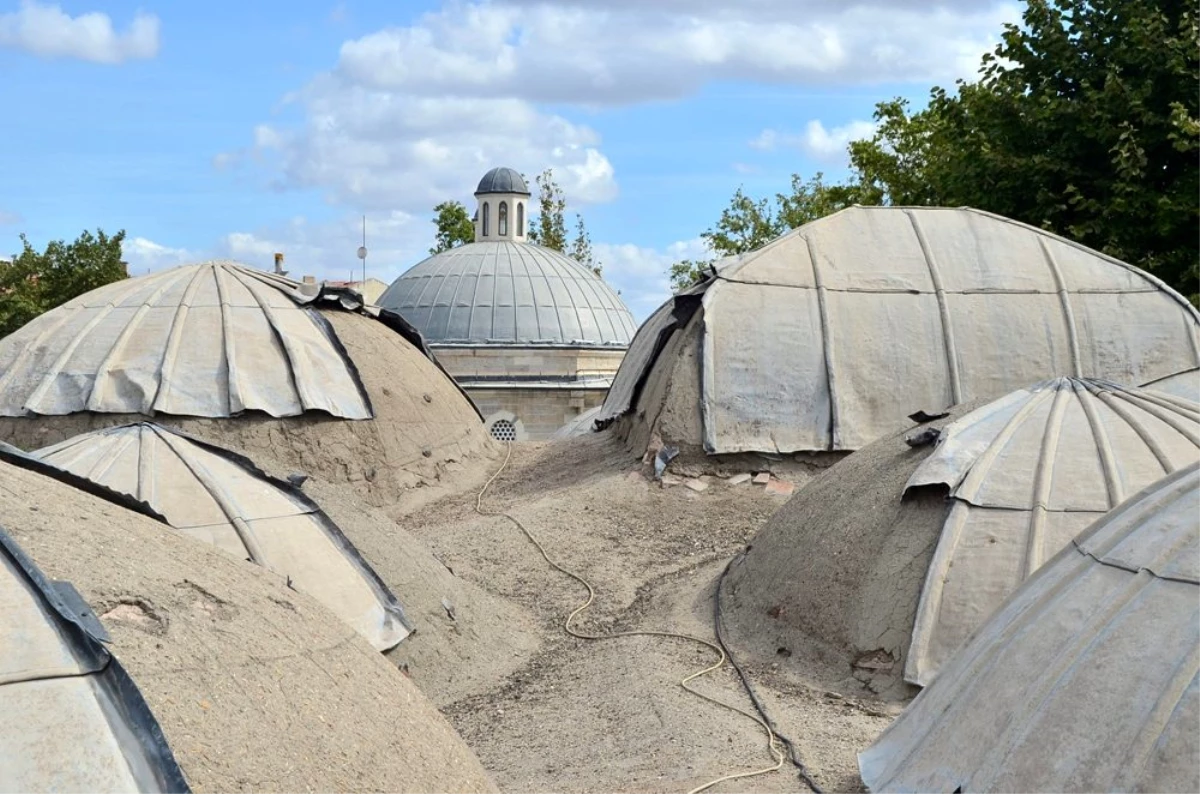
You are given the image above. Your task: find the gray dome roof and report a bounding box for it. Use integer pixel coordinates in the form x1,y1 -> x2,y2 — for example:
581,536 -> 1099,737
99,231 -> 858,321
379,241 -> 636,346
475,166 -> 529,195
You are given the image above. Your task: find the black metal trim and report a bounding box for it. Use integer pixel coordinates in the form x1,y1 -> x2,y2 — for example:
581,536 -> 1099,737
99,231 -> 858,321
0,526 -> 191,793
0,442 -> 168,524
37,423 -> 414,638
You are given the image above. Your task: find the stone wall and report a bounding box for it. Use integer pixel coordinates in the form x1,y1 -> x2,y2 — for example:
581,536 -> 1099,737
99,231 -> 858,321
467,387 -> 608,441
432,346 -> 625,440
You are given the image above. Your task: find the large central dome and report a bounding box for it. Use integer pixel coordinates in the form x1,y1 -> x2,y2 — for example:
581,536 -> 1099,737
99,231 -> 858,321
378,241 -> 636,346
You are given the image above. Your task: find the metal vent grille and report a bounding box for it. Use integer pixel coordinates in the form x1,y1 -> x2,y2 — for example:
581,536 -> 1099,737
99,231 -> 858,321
489,419 -> 518,442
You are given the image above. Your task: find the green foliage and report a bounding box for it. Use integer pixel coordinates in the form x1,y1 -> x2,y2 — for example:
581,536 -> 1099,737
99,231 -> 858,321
0,229 -> 127,338
570,214 -> 602,276
430,200 -> 475,254
526,169 -> 569,252
848,0 -> 1199,299
668,260 -> 713,292
668,173 -> 864,291
525,169 -> 604,276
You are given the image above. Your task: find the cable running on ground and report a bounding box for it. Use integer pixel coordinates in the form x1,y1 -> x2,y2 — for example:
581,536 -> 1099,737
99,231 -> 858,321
714,553 -> 824,793
475,442 -> 783,794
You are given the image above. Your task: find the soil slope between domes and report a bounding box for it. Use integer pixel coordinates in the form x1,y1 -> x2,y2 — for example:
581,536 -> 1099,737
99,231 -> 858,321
0,458 -> 496,793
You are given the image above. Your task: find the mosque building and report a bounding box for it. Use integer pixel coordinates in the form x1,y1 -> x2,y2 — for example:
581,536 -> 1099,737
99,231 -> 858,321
378,167 -> 637,441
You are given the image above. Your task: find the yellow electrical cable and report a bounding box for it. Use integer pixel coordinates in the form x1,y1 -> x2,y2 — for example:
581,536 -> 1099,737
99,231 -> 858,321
475,441 -> 784,794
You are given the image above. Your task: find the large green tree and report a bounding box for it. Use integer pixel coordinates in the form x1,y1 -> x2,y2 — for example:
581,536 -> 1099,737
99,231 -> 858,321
0,228 -> 128,338
429,200 -> 475,254
674,0 -> 1199,300
850,0 -> 1198,298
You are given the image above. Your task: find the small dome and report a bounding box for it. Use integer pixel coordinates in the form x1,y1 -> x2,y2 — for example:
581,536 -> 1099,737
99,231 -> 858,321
475,166 -> 530,195
0,261 -> 374,419
720,377 -> 1199,698
379,241 -> 637,346
860,463 -> 1200,793
34,422 -> 413,652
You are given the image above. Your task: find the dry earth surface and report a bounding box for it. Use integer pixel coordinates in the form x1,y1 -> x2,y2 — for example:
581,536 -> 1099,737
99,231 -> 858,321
397,431 -> 900,793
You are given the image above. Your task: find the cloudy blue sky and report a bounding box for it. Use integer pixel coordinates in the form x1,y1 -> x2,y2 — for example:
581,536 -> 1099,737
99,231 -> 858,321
0,0 -> 1019,320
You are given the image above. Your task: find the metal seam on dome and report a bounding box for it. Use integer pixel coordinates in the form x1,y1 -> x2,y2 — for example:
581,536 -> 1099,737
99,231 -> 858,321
154,425 -> 271,564
213,264 -> 244,415
573,257 -> 616,343
88,266 -> 194,413
1038,237 -> 1084,377
1130,385 -> 1200,418
479,242 -> 498,341
907,209 -> 963,404
535,246 -> 569,343
152,264 -> 212,414
1024,384 -> 1071,577
1117,391 -> 1200,447
445,245 -> 474,340
804,233 -> 839,449
0,300 -> 74,399
434,249 -> 464,341
1092,389 -> 1175,473
1113,643 -> 1200,788
239,270 -> 317,414
972,569 -> 1156,787
1075,380 -> 1123,507
904,498 -> 971,684
22,275 -> 152,414
956,386 -> 1055,502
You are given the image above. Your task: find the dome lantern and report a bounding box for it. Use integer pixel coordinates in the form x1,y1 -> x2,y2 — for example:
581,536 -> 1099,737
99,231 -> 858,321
473,166 -> 530,243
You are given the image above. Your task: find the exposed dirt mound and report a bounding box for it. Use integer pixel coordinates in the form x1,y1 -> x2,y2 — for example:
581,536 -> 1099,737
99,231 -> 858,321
398,431 -> 893,792
719,406 -> 975,701
304,477 -> 542,706
0,309 -> 492,509
0,458 -> 496,793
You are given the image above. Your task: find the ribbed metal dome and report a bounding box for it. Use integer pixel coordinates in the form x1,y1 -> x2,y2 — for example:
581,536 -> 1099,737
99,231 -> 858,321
34,422 -> 412,652
379,241 -> 637,346
475,167 -> 529,195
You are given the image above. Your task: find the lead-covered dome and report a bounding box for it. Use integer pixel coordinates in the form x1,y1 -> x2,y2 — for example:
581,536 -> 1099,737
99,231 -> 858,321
378,241 -> 637,346
475,167 -> 529,195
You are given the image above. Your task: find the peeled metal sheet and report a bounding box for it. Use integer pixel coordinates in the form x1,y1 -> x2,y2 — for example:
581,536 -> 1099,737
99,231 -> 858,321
596,279 -> 708,426
903,377 -> 1200,686
860,463 -> 1200,793
697,206 -> 1200,454
0,526 -> 189,793
0,262 -> 373,419
551,405 -> 603,439
34,423 -> 412,651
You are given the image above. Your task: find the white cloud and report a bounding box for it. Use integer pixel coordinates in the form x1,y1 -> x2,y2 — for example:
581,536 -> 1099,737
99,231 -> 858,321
121,237 -> 197,275
230,1 -> 1016,217
336,1 -> 1017,103
248,78 -> 617,212
800,119 -> 879,160
751,119 -> 879,163
0,1 -> 159,64
217,212 -> 427,286
594,237 -> 709,321
0,209 -> 21,226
